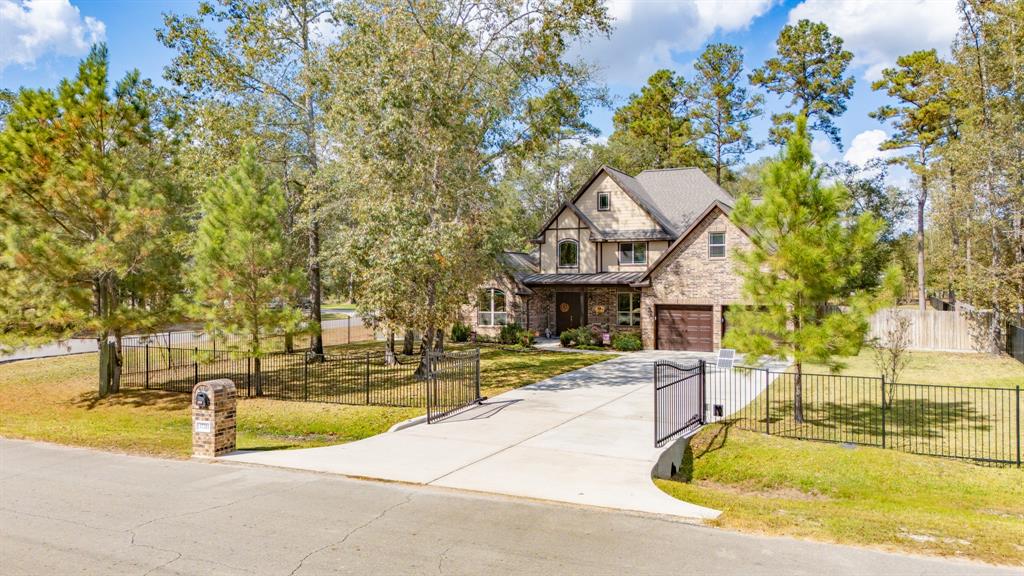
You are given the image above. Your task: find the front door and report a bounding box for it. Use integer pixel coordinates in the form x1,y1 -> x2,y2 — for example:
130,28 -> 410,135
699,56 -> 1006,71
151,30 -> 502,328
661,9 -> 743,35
555,292 -> 583,334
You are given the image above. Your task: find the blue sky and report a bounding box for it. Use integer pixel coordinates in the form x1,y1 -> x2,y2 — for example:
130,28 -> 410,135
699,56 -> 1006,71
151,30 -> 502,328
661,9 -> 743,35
1,0 -> 962,185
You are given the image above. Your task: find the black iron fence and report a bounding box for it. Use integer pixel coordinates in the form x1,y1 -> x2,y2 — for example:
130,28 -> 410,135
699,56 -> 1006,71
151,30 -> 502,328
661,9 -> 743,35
702,364 -> 1022,466
121,344 -> 481,415
121,318 -> 373,354
654,360 -> 706,447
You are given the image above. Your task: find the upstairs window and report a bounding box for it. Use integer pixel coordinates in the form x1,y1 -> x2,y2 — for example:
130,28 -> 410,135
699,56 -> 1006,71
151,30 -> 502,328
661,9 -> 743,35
617,292 -> 641,326
597,191 -> 610,211
558,239 -> 579,268
618,242 -> 647,265
478,288 -> 507,326
709,232 -> 726,258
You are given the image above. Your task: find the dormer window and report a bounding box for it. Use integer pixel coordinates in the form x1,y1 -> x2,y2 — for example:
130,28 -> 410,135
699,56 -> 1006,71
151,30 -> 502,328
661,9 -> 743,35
558,239 -> 579,268
597,192 -> 610,211
709,231 -> 726,258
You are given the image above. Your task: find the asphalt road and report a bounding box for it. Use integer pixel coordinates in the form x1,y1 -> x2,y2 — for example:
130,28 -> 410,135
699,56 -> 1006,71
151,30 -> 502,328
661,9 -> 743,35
1,439 -> 1019,576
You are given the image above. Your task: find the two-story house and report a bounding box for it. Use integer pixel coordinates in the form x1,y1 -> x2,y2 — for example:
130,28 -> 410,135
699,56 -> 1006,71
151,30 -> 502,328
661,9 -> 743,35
461,165 -> 754,351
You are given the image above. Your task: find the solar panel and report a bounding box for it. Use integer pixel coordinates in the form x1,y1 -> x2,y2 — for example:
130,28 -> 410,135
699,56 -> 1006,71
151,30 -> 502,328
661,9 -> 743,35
717,348 -> 736,369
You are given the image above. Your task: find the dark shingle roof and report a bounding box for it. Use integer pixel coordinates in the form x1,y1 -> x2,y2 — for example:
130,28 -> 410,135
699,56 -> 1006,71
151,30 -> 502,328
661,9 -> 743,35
633,168 -> 736,236
500,251 -> 539,276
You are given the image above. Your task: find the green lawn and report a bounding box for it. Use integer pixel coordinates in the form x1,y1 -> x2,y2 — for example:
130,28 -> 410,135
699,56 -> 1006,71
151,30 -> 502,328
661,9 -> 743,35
660,349 -> 1024,566
799,349 -> 1024,388
0,343 -> 608,458
656,423 -> 1024,566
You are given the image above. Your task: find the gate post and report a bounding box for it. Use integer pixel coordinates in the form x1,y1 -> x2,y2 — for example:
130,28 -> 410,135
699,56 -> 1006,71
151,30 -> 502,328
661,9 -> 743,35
881,376 -> 887,449
145,343 -> 150,390
699,359 -> 706,425
765,368 -> 770,435
1016,385 -> 1021,468
304,354 -> 309,402
193,347 -> 199,387
474,348 -> 481,400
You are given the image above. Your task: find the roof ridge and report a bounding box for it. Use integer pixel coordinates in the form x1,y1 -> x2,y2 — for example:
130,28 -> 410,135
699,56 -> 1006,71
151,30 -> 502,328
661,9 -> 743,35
637,167 -> 702,173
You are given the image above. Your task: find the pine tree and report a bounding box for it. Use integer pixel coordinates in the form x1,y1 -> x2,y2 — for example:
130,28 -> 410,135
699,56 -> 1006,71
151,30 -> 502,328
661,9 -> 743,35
0,45 -> 188,395
750,19 -> 855,148
723,116 -> 884,423
191,148 -> 303,395
608,69 -> 707,169
686,43 -> 763,184
870,49 -> 953,311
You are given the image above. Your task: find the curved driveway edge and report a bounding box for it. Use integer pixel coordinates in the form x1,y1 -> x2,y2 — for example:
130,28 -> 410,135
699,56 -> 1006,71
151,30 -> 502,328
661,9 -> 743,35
224,352 -> 776,520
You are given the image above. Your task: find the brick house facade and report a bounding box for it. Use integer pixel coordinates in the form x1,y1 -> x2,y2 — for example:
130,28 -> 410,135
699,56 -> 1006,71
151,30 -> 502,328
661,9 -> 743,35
461,166 -> 752,351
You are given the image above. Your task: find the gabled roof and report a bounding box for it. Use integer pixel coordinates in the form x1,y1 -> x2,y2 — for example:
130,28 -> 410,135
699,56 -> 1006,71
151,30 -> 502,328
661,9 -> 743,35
531,165 -> 737,244
500,251 -> 539,276
637,200 -> 734,283
633,168 -> 736,235
531,199 -> 604,243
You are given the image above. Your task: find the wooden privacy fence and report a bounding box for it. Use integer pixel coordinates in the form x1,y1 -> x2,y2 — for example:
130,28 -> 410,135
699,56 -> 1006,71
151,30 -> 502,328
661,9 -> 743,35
868,308 -> 994,353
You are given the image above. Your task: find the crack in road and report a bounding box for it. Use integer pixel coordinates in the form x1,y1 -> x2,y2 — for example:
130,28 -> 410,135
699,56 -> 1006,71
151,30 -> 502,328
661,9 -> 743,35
286,493 -> 415,576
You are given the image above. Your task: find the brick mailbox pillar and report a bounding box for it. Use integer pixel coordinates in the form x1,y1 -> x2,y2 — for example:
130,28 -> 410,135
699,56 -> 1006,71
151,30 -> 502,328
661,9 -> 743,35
192,379 -> 237,458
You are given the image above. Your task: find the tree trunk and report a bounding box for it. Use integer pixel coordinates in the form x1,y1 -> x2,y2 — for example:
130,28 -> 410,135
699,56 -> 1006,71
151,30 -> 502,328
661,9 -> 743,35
415,326 -> 436,380
98,334 -> 110,397
254,356 -> 263,397
916,175 -> 928,312
793,361 -> 805,424
402,329 -> 415,356
285,332 -> 294,354
308,219 -> 324,356
384,329 -> 397,366
434,330 -> 444,353
110,330 -> 123,394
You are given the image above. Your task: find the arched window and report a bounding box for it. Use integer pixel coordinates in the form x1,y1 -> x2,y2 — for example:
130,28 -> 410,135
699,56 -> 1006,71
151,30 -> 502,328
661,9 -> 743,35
478,288 -> 507,326
557,239 -> 579,268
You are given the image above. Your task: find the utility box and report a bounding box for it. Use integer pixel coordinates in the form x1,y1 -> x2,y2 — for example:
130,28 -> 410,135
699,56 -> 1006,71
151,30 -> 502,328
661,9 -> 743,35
192,379 -> 237,458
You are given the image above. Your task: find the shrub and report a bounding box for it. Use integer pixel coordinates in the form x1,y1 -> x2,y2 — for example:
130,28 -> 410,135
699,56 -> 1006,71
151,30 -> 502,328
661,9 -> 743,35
559,327 -> 596,348
451,321 -> 471,342
611,331 -> 642,351
499,322 -> 530,345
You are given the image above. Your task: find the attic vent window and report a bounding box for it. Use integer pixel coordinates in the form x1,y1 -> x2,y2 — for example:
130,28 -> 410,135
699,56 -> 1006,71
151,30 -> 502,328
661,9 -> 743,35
597,192 -> 610,211
709,232 -> 726,259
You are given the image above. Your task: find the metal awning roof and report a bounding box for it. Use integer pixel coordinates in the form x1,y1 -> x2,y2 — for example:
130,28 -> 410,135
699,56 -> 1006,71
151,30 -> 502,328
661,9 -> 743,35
521,272 -> 644,286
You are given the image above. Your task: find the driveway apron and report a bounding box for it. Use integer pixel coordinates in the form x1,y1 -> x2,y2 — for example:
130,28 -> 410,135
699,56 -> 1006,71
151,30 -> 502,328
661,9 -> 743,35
224,351 -> 776,520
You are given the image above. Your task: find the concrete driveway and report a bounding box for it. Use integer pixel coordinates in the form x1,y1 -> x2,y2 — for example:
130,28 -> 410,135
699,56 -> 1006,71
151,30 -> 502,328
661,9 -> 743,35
225,351 -> 782,520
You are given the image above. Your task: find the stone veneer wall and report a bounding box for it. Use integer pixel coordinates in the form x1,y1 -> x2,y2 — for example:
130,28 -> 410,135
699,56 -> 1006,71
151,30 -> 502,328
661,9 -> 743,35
524,286 -> 642,337
458,272 -> 524,337
641,207 -> 752,350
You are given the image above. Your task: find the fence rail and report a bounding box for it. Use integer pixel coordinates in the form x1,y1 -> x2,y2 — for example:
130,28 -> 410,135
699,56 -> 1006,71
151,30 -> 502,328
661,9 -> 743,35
121,343 -> 480,415
703,364 -> 1022,466
121,318 -> 374,353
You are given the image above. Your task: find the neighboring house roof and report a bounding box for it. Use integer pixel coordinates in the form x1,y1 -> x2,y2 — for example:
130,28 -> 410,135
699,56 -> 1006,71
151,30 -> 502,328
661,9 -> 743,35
521,271 -> 644,286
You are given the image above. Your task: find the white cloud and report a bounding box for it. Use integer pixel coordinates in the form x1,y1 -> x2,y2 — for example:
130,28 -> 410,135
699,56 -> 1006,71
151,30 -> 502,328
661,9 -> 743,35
0,0 -> 105,71
843,129 -> 900,166
574,0 -> 775,85
788,0 -> 959,81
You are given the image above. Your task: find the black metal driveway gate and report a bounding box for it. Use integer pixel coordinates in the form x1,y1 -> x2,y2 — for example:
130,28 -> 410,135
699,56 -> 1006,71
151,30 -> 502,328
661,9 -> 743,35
654,360 -> 706,447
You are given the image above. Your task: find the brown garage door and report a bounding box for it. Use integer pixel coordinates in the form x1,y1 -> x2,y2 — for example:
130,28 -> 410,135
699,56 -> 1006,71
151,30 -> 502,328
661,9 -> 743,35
656,305 -> 713,352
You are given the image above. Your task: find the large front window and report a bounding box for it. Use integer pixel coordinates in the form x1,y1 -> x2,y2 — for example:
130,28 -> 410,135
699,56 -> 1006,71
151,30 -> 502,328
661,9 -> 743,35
478,288 -> 507,326
558,240 -> 579,268
618,242 -> 647,265
617,292 -> 641,326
